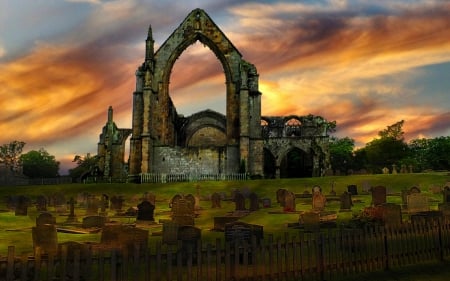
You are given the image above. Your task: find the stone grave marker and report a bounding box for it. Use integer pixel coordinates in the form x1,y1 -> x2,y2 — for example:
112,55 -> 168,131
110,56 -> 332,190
443,187 -> 450,203
82,215 -> 107,228
101,224 -> 149,251
110,195 -> 124,211
35,195 -> 48,212
172,198 -> 195,226
312,190 -> 326,211
339,192 -> 353,211
213,216 -> 240,231
143,192 -> 156,205
36,212 -> 56,226
137,200 -> 155,221
211,192 -> 221,208
248,192 -> 259,211
429,185 -> 442,194
381,203 -> 402,227
66,197 -> 77,223
347,185 -> 358,195
439,203 -> 450,217
409,186 -> 421,194
312,185 -> 322,194
32,224 -> 57,255
86,195 -> 99,216
224,221 -> 263,245
284,191 -> 296,212
361,181 -> 371,194
276,188 -> 287,207
262,198 -> 271,208
299,212 -> 320,232
407,193 -> 429,213
15,195 -> 29,216
162,221 -> 179,245
178,225 -> 201,251
170,194 -> 182,208
234,192 -> 246,211
371,186 -> 387,206
329,182 -> 336,196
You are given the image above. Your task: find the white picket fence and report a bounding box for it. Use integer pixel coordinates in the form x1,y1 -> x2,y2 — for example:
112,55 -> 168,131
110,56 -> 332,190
140,173 -> 249,183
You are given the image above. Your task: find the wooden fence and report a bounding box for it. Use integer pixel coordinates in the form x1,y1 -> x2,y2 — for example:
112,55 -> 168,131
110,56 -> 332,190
2,220 -> 450,281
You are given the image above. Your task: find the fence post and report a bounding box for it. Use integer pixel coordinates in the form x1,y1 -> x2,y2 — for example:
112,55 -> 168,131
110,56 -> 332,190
317,232 -> 325,281
6,246 -> 15,281
383,226 -> 390,270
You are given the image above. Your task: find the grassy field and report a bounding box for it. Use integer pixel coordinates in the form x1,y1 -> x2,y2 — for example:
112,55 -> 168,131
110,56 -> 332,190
0,172 -> 449,254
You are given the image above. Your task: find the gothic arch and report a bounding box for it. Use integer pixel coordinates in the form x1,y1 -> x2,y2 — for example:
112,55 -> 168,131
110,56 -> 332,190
129,8 -> 264,180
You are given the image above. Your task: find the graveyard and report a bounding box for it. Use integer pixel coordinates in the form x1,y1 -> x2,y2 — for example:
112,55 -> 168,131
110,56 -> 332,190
1,172 -> 450,280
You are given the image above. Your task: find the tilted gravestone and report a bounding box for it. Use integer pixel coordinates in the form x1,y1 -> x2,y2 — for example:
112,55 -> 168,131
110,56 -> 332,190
339,192 -> 352,211
32,224 -> 58,255
371,186 -> 387,206
211,192 -> 221,208
137,200 -> 155,221
248,192 -> 259,211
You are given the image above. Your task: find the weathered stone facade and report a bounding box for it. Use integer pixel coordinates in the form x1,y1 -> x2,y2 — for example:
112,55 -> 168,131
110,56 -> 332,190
97,9 -> 333,181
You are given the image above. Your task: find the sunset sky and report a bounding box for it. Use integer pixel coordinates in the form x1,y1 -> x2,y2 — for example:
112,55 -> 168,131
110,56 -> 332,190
1,0 -> 449,174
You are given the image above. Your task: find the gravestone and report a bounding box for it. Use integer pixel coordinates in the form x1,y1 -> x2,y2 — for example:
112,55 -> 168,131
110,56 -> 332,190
172,198 -> 195,226
234,192 -> 246,211
248,192 -> 259,211
312,190 -> 326,211
224,221 -> 263,245
66,197 -> 77,223
211,192 -> 221,208
409,186 -> 421,194
143,192 -> 156,205
382,167 -> 389,174
407,193 -> 429,213
299,212 -> 320,232
362,181 -> 371,194
162,221 -> 179,245
381,203 -> 402,227
110,195 -> 124,211
439,203 -> 450,217
15,195 -> 29,216
329,182 -> 336,196
137,200 -> 155,221
32,224 -> 57,255
443,187 -> 450,203
86,195 -> 99,216
371,186 -> 387,206
262,198 -> 271,208
347,185 -> 358,195
82,215 -> 107,228
170,194 -> 183,208
178,225 -> 201,251
36,212 -> 56,226
35,195 -> 48,212
284,191 -> 296,212
276,189 -> 287,207
213,216 -> 240,231
101,224 -> 149,251
339,192 -> 352,211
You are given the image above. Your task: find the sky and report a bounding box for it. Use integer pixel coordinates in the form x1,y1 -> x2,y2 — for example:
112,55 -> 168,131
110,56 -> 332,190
1,0 -> 449,175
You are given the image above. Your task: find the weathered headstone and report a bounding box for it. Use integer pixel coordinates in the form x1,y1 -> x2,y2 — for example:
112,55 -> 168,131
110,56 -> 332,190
35,195 -> 48,212
312,191 -> 326,211
86,195 -> 99,216
381,203 -> 402,227
262,198 -> 271,208
101,224 -> 149,251
443,186 -> 450,203
339,192 -> 352,211
409,186 -> 421,194
234,192 -> 246,211
347,185 -> 358,195
15,195 -> 29,216
284,191 -> 296,212
248,192 -> 259,211
172,198 -> 195,226
213,216 -> 240,231
371,186 -> 387,206
276,188 -> 287,207
224,221 -> 263,245
300,212 -> 320,232
407,193 -> 429,213
211,192 -> 221,208
66,197 -> 77,223
110,195 -> 124,211
32,224 -> 57,255
137,200 -> 155,221
82,215 -> 107,228
36,212 -> 56,226
162,221 -> 179,245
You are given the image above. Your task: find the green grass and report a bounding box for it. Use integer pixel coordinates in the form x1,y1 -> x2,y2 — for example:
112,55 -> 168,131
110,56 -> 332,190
0,172 -> 448,254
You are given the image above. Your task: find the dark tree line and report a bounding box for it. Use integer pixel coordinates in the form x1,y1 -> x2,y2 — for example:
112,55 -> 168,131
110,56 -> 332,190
329,120 -> 450,174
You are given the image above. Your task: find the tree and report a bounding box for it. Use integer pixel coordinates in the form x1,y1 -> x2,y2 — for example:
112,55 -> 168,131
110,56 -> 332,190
329,137 -> 355,174
363,121 -> 409,173
69,153 -> 99,180
408,137 -> 450,171
0,140 -> 25,172
20,148 -> 60,178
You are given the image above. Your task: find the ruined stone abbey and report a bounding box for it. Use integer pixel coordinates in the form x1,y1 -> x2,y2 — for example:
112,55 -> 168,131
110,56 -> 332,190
97,9 -> 333,182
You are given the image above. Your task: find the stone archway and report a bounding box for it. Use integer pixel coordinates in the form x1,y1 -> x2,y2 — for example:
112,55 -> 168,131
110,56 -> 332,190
128,9 -> 264,181
279,147 -> 313,178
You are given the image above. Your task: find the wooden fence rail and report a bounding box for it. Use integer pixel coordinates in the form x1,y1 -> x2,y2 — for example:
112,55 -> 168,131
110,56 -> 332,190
1,220 -> 450,281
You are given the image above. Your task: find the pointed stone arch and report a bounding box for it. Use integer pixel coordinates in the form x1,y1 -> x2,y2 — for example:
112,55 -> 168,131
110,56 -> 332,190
129,9 -> 264,181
